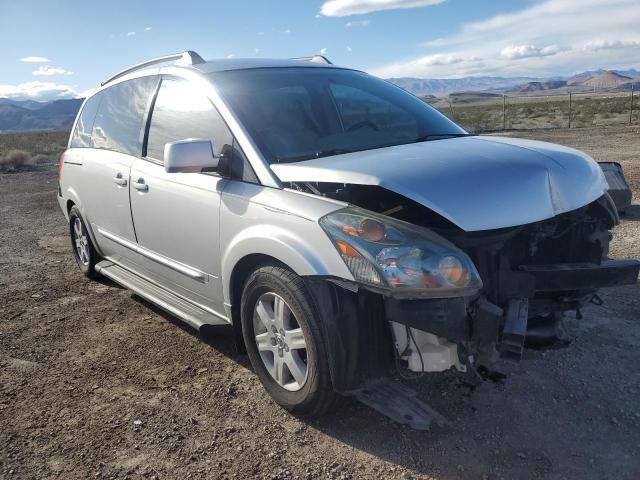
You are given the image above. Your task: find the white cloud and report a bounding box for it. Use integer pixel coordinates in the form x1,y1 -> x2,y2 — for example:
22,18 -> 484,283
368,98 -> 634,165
126,31 -> 136,36
321,0 -> 444,16
500,44 -> 560,60
284,28 -> 291,34
369,0 -> 640,78
20,56 -> 50,63
32,66 -> 74,77
421,38 -> 446,47
145,27 -> 152,31
320,48 -> 328,55
80,86 -> 99,98
345,19 -> 370,27
584,39 -> 640,51
0,81 -> 80,100
420,54 -> 464,66
226,54 -> 234,59
347,46 -> 353,52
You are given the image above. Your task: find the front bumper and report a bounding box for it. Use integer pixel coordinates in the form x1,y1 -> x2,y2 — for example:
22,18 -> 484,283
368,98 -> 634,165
387,258 -> 640,337
307,258 -> 639,390
519,259 -> 640,291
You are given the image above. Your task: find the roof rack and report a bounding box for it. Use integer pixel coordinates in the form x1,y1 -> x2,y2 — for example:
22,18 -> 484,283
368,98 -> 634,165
100,50 -> 205,86
290,55 -> 333,65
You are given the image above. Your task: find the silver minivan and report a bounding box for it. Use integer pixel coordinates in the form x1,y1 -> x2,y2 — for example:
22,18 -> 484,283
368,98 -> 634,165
58,51 -> 638,425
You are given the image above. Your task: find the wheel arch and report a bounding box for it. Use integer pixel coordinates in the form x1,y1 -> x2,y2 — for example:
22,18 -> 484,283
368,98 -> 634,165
226,253 -> 288,353
65,194 -> 104,258
221,224 -> 352,309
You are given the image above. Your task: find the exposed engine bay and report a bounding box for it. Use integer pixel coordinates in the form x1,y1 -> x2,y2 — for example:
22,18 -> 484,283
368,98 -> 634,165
291,181 -> 639,375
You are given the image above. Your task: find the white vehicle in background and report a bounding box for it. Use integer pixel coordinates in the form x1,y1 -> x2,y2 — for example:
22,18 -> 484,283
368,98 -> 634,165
58,51 -> 639,427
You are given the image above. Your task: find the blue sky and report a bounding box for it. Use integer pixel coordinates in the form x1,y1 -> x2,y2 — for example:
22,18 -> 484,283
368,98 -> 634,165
1,0 -> 639,100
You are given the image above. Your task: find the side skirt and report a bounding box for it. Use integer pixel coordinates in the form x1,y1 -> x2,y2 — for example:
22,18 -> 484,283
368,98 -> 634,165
95,260 -> 229,330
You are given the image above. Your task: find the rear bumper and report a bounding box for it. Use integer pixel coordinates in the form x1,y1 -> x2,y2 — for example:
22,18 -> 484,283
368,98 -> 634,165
57,190 -> 69,221
519,259 -> 640,292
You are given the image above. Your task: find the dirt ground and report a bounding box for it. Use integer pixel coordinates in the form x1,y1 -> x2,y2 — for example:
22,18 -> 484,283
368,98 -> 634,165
1,126 -> 639,480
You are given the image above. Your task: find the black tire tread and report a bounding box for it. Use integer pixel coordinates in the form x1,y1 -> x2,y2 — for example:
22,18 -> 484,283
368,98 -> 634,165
68,206 -> 99,279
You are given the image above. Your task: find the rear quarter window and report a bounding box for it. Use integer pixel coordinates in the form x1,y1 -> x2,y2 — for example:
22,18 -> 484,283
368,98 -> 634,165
91,76 -> 157,156
70,93 -> 102,148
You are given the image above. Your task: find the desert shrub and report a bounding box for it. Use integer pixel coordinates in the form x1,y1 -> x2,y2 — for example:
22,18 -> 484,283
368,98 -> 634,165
0,149 -> 30,171
31,153 -> 51,165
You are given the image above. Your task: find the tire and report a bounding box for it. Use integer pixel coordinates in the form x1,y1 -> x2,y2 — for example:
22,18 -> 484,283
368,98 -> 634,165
68,206 -> 99,278
240,264 -> 335,417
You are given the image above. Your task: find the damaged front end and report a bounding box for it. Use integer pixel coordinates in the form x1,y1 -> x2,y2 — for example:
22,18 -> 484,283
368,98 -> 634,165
300,181 -> 639,395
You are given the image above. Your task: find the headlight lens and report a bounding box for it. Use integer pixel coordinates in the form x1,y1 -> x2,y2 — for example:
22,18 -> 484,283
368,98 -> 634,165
320,207 -> 482,297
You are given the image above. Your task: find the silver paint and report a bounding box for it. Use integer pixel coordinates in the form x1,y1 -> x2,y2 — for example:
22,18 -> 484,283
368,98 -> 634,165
271,135 -> 608,232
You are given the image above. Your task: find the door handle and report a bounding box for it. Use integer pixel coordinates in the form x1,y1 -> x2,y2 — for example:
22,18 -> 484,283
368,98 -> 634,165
113,173 -> 127,186
133,177 -> 148,192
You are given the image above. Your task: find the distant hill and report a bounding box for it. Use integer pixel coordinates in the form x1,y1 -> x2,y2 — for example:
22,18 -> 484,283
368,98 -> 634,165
0,98 -> 82,133
390,68 -> 638,97
508,80 -> 567,93
0,98 -> 47,111
388,76 -> 544,97
420,94 -> 439,105
447,92 -> 502,104
579,71 -> 632,88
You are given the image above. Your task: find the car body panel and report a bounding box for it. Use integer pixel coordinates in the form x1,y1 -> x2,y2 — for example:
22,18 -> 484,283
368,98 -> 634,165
128,158 -> 227,315
63,148 -> 138,259
271,135 -> 608,232
219,181 -> 354,307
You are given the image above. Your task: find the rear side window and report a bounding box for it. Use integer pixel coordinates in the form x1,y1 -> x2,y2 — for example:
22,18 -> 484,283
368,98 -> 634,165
70,93 -> 102,148
146,77 -> 233,162
91,76 -> 157,156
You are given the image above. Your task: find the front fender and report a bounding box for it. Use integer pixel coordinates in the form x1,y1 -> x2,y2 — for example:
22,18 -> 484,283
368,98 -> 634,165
221,222 -> 354,306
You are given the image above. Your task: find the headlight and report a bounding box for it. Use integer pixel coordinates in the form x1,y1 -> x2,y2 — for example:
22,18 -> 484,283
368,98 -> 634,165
320,207 -> 482,297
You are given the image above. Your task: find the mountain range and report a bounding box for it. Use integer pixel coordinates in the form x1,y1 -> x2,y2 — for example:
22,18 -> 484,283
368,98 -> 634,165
390,69 -> 640,97
0,98 -> 82,133
0,68 -> 638,133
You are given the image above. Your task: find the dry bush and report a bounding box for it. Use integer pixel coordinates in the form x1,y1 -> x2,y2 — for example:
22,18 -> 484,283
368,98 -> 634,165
0,149 -> 30,171
31,153 -> 51,165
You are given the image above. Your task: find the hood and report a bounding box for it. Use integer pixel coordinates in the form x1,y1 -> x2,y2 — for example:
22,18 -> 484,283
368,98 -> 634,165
270,136 -> 608,232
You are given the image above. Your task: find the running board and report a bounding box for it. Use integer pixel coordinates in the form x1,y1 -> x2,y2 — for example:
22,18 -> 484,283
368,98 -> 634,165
348,378 -> 448,430
95,261 -> 228,330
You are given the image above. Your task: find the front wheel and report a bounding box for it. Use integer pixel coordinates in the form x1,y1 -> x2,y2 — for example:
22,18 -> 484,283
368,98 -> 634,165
240,265 -> 335,417
68,206 -> 99,278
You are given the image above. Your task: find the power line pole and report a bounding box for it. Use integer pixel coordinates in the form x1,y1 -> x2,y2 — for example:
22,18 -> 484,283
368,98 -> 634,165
568,91 -> 572,128
630,83 -> 635,126
502,95 -> 506,131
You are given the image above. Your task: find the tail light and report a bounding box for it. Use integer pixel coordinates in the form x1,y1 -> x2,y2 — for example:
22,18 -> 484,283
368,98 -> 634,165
58,152 -> 65,178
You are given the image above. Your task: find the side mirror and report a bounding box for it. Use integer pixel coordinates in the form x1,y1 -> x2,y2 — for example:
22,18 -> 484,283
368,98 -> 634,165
164,139 -> 218,173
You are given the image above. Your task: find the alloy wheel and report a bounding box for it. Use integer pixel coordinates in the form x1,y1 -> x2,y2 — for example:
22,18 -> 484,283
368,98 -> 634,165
73,217 -> 90,266
253,292 -> 309,391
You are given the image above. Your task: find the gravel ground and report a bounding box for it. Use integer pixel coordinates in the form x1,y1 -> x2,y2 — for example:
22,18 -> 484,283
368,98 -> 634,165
1,126 -> 639,479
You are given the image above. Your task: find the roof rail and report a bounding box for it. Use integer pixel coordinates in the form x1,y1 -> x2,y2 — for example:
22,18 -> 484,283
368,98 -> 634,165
290,55 -> 333,65
100,50 -> 205,86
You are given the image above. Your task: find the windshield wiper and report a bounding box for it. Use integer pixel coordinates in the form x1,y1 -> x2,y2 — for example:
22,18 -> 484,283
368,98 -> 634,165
276,148 -> 355,163
412,133 -> 474,143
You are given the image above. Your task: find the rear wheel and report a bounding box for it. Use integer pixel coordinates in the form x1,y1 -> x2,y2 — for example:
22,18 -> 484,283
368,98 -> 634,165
240,264 -> 335,417
68,206 -> 99,278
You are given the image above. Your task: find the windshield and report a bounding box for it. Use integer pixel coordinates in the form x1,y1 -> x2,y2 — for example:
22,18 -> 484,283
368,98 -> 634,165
208,68 -> 466,163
